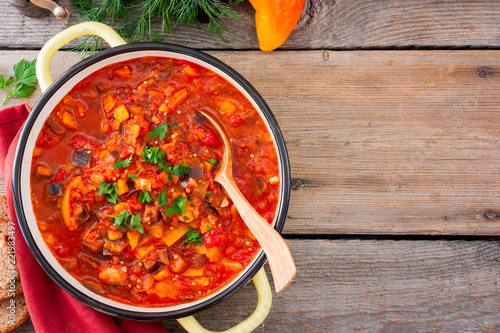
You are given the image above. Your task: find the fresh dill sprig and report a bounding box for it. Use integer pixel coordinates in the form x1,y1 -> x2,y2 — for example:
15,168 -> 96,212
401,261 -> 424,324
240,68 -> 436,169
69,0 -> 245,55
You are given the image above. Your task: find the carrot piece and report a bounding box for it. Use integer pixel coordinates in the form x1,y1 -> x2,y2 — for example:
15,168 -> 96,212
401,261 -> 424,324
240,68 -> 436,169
155,279 -> 180,299
112,105 -> 129,130
61,112 -> 77,130
222,260 -> 243,271
183,65 -> 199,76
108,230 -> 124,241
117,179 -> 129,195
113,66 -> 131,78
205,247 -> 222,262
76,101 -> 86,117
36,166 -> 51,177
102,94 -> 116,113
169,88 -> 188,109
135,245 -> 155,260
154,269 -> 170,281
127,231 -> 141,250
183,268 -> 204,277
32,148 -> 43,157
162,224 -> 189,247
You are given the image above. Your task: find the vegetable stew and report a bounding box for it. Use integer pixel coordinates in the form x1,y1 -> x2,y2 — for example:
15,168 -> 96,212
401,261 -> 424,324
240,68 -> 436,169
30,57 -> 280,307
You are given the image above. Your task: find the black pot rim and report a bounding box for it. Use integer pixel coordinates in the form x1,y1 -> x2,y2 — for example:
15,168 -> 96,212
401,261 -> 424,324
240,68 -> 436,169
12,43 -> 291,321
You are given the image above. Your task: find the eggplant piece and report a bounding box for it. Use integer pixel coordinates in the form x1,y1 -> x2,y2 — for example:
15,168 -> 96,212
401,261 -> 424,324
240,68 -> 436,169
159,248 -> 169,265
46,117 -> 65,135
47,182 -> 63,196
143,259 -> 160,273
169,251 -> 187,273
74,203 -> 90,224
143,204 -> 159,224
83,279 -> 107,295
83,227 -> 104,253
193,112 -> 206,124
109,150 -> 120,159
72,149 -> 92,167
189,165 -> 204,179
77,253 -> 100,269
103,237 -> 129,253
189,253 -> 206,268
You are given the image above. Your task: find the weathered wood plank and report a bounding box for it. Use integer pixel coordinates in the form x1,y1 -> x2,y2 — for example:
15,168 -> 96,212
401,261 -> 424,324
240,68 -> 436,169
3,50 -> 500,235
4,1 -> 500,50
13,239 -> 500,332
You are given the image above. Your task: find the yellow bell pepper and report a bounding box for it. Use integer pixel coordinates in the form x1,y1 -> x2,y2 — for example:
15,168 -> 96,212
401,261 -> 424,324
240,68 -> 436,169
249,0 -> 306,52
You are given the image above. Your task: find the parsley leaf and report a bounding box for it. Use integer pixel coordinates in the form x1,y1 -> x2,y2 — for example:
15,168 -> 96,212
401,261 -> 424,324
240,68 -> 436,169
99,182 -> 119,204
13,59 -> 37,87
1,59 -> 37,105
128,169 -> 143,181
172,163 -> 191,177
143,145 -> 166,164
106,210 -> 130,230
208,157 -> 218,165
130,215 -> 144,233
165,196 -> 187,215
114,156 -> 133,170
139,189 -> 152,204
183,228 -> 203,246
158,191 -> 168,208
145,124 -> 168,141
205,191 -> 212,194
142,145 -> 177,173
207,225 -> 211,231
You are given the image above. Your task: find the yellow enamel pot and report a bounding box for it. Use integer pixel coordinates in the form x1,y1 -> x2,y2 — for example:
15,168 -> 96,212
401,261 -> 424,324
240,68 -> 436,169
13,22 -> 292,333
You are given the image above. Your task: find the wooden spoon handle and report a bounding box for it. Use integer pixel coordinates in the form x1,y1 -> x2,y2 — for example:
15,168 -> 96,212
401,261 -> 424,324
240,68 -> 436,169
217,173 -> 296,293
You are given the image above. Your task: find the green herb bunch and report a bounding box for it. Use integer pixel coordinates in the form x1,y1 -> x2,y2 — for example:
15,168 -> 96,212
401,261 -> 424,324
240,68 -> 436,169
0,59 -> 37,105
70,0 -> 245,55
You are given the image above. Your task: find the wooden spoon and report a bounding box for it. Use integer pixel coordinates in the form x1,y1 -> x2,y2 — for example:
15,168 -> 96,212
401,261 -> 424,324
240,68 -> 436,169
197,110 -> 296,293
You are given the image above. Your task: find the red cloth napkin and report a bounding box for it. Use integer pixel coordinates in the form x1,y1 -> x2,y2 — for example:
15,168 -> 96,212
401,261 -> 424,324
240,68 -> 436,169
0,104 -> 169,333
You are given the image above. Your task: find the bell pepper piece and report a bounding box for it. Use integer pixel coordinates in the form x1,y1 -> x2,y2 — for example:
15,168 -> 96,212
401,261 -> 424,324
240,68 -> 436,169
249,0 -> 306,52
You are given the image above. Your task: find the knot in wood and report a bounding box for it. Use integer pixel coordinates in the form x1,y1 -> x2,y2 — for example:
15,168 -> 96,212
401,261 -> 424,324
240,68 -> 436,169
323,50 -> 329,61
485,209 -> 498,220
476,67 -> 492,79
291,178 -> 305,190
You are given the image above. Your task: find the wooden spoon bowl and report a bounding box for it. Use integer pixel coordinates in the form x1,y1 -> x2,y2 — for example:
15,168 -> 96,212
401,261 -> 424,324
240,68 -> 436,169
196,109 -> 296,293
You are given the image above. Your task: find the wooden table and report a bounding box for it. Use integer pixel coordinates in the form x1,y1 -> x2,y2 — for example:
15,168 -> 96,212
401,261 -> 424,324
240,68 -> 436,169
3,1 -> 500,331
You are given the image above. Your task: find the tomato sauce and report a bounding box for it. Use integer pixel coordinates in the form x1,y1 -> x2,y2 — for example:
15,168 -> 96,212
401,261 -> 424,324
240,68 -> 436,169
30,57 -> 279,307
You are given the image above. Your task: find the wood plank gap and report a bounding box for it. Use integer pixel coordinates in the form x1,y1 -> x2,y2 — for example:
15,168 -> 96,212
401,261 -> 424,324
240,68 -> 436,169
283,234 -> 500,241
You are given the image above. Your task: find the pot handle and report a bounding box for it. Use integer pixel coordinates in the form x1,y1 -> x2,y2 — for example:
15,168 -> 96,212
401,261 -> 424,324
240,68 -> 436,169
36,22 -> 126,92
177,267 -> 272,333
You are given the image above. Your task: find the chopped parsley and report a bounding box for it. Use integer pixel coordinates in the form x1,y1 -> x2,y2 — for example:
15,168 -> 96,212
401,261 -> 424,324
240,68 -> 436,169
99,182 -> 119,204
105,210 -> 130,230
183,228 -> 203,246
129,215 -> 144,233
142,145 -> 166,164
172,163 -> 191,176
138,189 -> 152,204
145,124 -> 168,141
158,191 -> 168,208
114,156 -> 133,170
128,169 -> 143,181
105,210 -> 144,233
205,191 -> 212,194
207,225 -> 211,231
142,145 -> 171,172
208,157 -> 218,165
142,146 -> 192,176
165,196 -> 187,216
